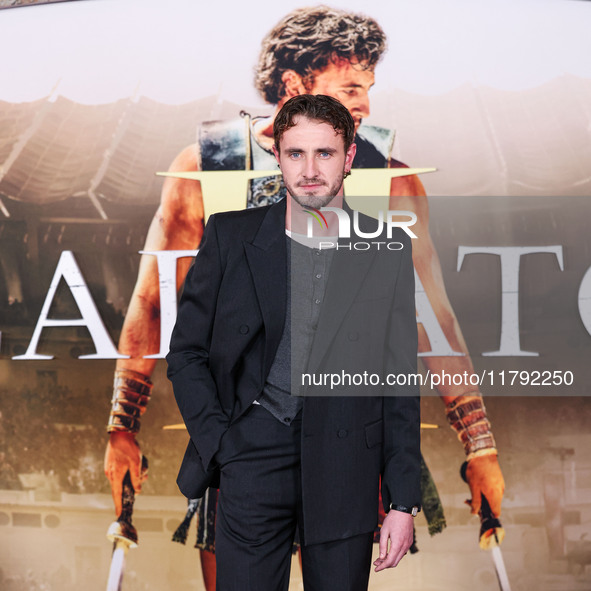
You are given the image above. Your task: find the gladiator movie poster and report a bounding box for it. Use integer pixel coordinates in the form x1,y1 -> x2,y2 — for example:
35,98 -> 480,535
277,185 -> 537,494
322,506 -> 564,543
0,0 -> 590,589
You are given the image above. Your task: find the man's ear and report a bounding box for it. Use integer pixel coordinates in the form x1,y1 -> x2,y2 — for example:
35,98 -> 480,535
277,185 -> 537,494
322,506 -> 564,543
272,144 -> 280,165
281,70 -> 307,98
345,142 -> 357,173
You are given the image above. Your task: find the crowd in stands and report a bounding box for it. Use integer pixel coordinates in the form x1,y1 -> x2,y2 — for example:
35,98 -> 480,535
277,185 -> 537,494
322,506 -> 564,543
0,380 -> 181,497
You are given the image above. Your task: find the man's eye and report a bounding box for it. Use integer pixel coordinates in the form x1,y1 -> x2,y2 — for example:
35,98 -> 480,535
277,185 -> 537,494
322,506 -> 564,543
319,152 -> 330,158
290,153 -> 302,159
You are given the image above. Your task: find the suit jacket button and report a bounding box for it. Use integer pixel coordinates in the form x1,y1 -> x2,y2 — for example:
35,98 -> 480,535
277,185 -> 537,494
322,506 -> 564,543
239,325 -> 249,335
348,332 -> 359,341
337,429 -> 348,438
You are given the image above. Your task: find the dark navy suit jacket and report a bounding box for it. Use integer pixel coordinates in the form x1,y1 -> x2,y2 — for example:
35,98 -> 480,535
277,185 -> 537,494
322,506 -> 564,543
166,197 -> 421,545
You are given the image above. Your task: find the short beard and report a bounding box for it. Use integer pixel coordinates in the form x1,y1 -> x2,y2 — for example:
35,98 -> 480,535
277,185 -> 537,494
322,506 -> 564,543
289,191 -> 337,210
284,173 -> 346,210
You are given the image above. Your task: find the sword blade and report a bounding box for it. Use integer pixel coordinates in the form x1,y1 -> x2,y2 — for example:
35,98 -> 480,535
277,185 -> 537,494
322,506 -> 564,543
491,545 -> 512,591
106,541 -> 128,591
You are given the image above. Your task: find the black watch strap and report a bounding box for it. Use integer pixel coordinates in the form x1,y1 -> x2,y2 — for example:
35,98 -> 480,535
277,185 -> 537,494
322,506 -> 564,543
390,504 -> 420,517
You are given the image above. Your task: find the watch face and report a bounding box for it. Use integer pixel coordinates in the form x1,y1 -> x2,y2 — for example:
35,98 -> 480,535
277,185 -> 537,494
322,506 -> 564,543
411,506 -> 419,517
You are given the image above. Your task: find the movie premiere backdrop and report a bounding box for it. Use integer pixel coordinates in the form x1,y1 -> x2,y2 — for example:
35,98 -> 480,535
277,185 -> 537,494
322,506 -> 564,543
0,0 -> 590,589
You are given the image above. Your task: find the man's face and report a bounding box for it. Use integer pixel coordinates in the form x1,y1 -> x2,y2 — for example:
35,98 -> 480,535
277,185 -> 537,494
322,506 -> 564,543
273,115 -> 356,209
307,58 -> 375,131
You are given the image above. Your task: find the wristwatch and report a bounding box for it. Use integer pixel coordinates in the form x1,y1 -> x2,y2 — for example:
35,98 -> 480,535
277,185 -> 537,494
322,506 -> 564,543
390,504 -> 420,517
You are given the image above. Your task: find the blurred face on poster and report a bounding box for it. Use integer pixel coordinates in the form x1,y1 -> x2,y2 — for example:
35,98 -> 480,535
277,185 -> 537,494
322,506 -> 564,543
281,58 -> 375,131
255,6 -> 385,131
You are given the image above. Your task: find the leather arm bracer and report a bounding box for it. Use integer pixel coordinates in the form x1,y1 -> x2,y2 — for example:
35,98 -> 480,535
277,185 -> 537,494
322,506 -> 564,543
107,369 -> 152,434
445,393 -> 497,461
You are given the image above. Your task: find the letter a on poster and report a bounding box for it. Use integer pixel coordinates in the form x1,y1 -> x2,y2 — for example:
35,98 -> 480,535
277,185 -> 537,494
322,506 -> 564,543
13,251 -> 127,360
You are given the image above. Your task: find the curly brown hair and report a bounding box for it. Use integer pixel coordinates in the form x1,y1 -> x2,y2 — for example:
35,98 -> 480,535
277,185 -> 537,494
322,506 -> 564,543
255,6 -> 387,104
273,94 -> 356,153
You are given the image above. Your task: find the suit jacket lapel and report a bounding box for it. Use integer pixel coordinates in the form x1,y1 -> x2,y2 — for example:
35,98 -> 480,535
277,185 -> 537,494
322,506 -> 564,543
241,198 -> 381,380
243,199 -> 287,377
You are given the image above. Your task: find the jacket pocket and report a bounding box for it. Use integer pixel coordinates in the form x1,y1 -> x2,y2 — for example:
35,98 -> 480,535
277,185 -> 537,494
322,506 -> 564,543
177,439 -> 218,498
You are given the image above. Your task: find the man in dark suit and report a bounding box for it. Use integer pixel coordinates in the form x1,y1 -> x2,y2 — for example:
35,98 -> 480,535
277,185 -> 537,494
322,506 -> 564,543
166,94 -> 421,591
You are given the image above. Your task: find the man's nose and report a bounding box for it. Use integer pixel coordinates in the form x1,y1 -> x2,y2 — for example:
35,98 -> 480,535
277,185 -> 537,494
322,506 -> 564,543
352,92 -> 370,120
304,156 -> 319,178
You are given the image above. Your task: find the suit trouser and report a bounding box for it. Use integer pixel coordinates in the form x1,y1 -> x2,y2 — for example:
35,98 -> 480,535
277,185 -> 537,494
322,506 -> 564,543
215,404 -> 373,591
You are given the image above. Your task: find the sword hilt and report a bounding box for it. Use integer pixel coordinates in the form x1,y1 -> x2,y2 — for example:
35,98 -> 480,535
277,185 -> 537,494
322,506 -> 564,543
461,461 -> 505,550
107,456 -> 149,548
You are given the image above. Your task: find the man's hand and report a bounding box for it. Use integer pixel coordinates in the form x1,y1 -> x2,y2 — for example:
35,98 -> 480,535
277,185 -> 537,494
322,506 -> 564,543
465,454 -> 505,517
104,431 -> 145,516
373,509 -> 414,572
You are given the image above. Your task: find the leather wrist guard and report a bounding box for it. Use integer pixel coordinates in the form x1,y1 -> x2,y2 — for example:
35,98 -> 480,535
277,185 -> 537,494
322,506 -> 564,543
445,393 -> 497,461
107,369 -> 152,434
